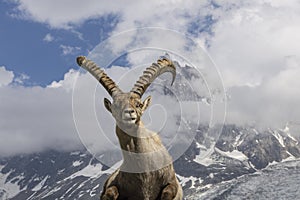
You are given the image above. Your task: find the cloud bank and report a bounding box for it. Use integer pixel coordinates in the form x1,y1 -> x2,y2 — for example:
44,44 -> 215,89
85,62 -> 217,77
0,68 -> 83,157
0,66 -> 14,87
207,1 -> 300,127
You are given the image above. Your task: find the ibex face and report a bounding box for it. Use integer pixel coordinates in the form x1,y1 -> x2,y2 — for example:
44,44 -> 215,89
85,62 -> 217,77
76,54 -> 175,130
103,92 -> 151,127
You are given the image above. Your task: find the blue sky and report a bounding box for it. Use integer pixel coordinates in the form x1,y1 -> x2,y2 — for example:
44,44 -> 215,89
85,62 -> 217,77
0,1 -> 119,86
0,0 -> 300,156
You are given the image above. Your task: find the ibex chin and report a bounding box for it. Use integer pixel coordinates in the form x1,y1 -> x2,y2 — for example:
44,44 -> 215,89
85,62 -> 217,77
76,55 -> 183,200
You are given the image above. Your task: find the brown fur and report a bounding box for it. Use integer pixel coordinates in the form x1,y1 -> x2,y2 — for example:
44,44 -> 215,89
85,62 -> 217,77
100,94 -> 182,200
100,126 -> 182,199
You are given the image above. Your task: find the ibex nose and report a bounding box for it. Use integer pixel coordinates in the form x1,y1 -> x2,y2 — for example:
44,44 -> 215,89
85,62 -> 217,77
124,109 -> 135,114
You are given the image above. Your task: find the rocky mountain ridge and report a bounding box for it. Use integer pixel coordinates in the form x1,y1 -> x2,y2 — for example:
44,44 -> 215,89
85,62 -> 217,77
1,124 -> 299,200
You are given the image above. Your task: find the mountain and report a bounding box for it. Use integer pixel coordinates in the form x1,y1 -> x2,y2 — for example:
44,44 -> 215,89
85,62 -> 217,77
189,159 -> 300,200
1,124 -> 299,200
182,124 -> 300,199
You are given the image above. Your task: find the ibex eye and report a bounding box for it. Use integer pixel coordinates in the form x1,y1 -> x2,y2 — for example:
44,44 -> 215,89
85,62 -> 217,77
135,102 -> 142,108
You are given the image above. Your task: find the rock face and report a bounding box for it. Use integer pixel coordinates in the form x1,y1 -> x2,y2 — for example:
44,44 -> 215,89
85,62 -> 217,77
189,159 -> 300,200
215,125 -> 299,170
0,124 -> 299,200
216,125 -> 300,169
0,151 -> 109,200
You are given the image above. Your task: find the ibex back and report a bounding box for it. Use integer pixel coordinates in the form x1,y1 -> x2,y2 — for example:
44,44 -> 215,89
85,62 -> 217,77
76,55 -> 183,200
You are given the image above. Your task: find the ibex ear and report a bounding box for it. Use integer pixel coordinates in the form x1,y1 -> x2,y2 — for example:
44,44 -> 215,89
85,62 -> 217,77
104,98 -> 112,113
141,96 -> 151,111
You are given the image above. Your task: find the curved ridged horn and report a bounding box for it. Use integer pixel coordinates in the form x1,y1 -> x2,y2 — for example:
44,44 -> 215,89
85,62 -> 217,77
130,55 -> 176,97
76,56 -> 122,96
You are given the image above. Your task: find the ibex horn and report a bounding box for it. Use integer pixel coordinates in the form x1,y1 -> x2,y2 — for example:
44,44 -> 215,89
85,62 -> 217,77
130,54 -> 176,97
76,56 -> 122,96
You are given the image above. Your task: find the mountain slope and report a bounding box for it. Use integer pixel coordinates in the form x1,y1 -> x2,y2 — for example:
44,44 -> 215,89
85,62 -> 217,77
1,124 -> 299,200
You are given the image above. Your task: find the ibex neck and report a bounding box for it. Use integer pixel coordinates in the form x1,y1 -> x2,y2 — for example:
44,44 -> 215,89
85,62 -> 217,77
115,125 -> 163,153
115,125 -> 172,173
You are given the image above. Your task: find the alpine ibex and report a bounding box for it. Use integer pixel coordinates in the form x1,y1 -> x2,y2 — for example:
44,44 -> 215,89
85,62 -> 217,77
76,55 -> 183,200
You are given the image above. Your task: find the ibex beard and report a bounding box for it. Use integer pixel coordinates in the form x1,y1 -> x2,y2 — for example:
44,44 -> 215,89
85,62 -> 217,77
76,55 -> 183,200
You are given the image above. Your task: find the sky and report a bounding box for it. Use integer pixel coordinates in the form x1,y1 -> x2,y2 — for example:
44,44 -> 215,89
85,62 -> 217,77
0,0 -> 300,157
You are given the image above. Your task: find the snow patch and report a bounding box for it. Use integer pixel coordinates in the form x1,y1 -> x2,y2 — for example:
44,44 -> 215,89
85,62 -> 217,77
252,129 -> 259,135
215,148 -> 248,161
233,133 -> 244,147
283,154 -> 296,162
268,160 -> 279,166
195,142 -> 207,150
177,174 -> 189,187
283,125 -> 289,133
58,168 -> 65,175
64,183 -> 78,197
287,132 -> 298,143
70,151 -> 81,156
32,176 -> 49,191
41,185 -> 62,198
248,160 -> 257,170
176,174 -> 201,188
272,131 -> 285,147
189,176 -> 201,189
194,155 -> 215,166
282,127 -> 298,143
0,170 -> 23,199
90,184 -> 99,197
72,160 -> 83,167
67,163 -> 103,179
193,147 -> 215,166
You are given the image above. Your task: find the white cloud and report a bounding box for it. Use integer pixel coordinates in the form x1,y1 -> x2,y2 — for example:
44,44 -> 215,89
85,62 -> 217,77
204,1 -> 300,128
12,0 -> 211,30
48,69 -> 79,90
226,57 -> 300,128
43,33 -> 54,42
208,0 -> 300,87
0,69 -> 83,157
14,73 -> 30,84
60,45 -> 81,55
0,66 -> 14,87
12,0 -> 120,29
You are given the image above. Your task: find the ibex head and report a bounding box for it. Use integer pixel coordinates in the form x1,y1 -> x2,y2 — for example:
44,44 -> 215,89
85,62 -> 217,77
76,55 -> 176,129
